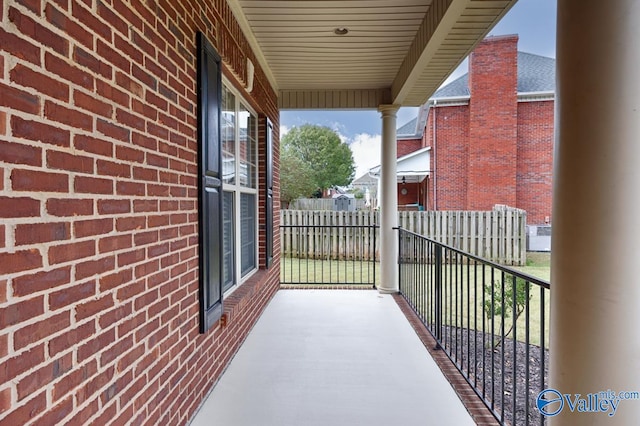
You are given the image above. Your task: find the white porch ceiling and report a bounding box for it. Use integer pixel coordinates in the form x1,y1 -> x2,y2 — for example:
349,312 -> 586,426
230,0 -> 517,108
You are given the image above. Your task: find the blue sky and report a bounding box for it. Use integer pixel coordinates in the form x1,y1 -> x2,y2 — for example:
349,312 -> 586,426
280,0 -> 557,177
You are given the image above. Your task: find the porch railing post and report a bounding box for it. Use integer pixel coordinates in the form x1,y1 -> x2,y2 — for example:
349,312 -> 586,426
373,222 -> 377,289
396,227 -> 402,292
434,244 -> 443,348
397,230 -> 550,425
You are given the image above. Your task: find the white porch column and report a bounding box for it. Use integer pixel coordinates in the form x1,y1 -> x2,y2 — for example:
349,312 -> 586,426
378,104 -> 400,293
552,1 -> 640,424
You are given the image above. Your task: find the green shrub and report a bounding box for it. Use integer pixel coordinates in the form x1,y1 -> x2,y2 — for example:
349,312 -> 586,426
484,276 -> 532,348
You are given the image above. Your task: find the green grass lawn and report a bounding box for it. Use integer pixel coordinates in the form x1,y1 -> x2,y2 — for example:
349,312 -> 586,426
516,251 -> 551,281
280,257 -> 380,286
281,252 -> 551,347
514,252 -> 551,347
403,256 -> 550,347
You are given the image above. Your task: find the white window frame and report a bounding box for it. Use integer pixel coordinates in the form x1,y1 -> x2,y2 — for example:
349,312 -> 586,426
222,78 -> 259,294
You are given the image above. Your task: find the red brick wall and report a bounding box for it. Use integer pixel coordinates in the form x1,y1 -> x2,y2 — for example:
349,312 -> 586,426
428,105 -> 470,210
517,101 -> 554,224
398,139 -> 425,207
467,35 -> 518,210
425,99 -> 553,220
397,138 -> 421,158
420,36 -> 553,221
0,0 -> 280,424
398,183 -> 418,206
424,110 -> 433,208
397,179 -> 429,208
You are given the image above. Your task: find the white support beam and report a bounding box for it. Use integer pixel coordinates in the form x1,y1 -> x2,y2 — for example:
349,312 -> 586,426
391,0 -> 516,106
551,1 -> 640,424
378,104 -> 401,293
392,0 -> 463,104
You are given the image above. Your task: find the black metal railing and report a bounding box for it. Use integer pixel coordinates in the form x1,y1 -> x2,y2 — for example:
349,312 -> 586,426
280,224 -> 379,287
397,228 -> 550,425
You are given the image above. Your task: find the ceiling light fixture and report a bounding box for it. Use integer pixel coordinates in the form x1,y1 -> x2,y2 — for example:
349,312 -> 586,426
334,27 -> 349,36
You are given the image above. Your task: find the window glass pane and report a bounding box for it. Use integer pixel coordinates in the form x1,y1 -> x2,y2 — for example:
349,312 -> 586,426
220,82 -> 258,290
240,193 -> 256,276
222,86 -> 236,184
222,191 -> 235,291
238,105 -> 257,188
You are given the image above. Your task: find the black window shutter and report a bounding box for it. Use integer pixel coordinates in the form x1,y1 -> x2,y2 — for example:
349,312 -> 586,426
265,118 -> 274,268
197,32 -> 223,333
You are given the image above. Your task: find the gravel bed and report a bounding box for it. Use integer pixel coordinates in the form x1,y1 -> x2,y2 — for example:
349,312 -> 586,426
441,326 -> 550,425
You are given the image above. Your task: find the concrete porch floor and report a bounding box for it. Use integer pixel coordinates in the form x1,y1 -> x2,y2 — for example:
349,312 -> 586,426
189,290 -> 474,426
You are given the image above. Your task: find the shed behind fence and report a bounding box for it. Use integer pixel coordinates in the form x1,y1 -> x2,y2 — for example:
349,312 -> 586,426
288,198 -> 371,211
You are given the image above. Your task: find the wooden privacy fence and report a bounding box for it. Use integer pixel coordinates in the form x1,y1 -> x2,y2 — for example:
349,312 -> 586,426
398,205 -> 527,265
281,205 -> 527,265
280,210 -> 378,261
287,198 -> 371,211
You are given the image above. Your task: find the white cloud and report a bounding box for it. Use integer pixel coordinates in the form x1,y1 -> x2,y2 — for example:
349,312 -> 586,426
329,121 -> 348,136
280,124 -> 290,137
326,130 -> 374,178
335,131 -> 348,145
349,133 -> 381,179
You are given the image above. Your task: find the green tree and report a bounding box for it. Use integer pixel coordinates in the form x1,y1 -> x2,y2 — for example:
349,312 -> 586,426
350,188 -> 364,199
281,124 -> 355,194
279,147 -> 317,208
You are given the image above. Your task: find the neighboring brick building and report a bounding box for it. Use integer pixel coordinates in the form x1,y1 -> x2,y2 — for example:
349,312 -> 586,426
395,35 -> 555,224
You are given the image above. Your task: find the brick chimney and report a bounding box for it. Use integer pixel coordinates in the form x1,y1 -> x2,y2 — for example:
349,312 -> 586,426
467,35 -> 518,210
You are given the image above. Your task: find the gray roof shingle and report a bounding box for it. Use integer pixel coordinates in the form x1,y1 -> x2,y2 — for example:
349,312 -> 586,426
434,74 -> 469,98
516,52 -> 555,93
396,52 -> 555,135
397,117 -> 418,135
432,51 -> 555,99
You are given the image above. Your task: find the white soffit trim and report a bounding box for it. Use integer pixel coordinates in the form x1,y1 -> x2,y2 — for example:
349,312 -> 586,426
369,146 -> 431,176
392,0 -> 517,106
392,0 -> 464,104
432,95 -> 470,106
227,0 -> 279,91
518,91 -> 555,102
